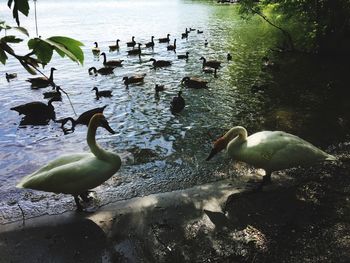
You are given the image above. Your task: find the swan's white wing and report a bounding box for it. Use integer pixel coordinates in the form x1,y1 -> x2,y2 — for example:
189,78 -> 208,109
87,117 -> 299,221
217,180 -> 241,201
237,131 -> 332,171
17,154 -> 120,194
29,153 -> 92,176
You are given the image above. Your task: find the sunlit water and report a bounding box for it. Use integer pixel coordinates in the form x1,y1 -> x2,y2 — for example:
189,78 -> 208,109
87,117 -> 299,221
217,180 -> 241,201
0,0 -> 349,223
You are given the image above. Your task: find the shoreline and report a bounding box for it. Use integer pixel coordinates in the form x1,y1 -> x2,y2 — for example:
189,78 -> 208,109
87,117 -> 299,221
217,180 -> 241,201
1,157 -> 349,263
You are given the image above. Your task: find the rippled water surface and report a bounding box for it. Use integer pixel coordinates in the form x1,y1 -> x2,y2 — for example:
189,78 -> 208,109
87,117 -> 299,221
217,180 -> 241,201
1,0 -> 349,223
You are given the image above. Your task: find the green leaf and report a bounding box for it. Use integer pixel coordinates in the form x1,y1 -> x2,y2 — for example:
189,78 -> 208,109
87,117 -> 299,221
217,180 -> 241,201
0,22 -> 12,31
1,35 -> 23,43
8,0 -> 30,26
34,41 -> 53,65
28,38 -> 53,65
0,48 -> 8,64
45,36 -> 84,65
13,26 -> 29,36
27,37 -> 40,49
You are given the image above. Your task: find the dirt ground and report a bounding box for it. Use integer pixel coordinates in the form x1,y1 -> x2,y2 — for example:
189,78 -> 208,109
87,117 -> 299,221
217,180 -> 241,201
0,144 -> 349,263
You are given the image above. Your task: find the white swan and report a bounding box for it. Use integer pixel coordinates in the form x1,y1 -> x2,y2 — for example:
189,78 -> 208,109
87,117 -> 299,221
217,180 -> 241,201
206,126 -> 336,185
16,113 -> 121,211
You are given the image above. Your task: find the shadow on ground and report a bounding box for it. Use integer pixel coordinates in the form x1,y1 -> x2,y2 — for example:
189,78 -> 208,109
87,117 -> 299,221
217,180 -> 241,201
0,145 -> 349,263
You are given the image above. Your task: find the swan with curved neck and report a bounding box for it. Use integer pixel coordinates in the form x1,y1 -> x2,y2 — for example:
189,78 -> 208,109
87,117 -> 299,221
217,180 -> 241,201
16,113 -> 121,211
207,126 -> 336,185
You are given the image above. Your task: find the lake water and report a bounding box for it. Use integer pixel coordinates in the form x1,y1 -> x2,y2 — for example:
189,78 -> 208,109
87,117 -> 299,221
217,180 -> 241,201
0,0 -> 349,223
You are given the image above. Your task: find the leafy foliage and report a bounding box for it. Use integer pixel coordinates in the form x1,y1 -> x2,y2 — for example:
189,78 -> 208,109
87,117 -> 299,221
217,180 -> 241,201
7,0 -> 30,26
1,0 -> 84,75
238,0 -> 350,53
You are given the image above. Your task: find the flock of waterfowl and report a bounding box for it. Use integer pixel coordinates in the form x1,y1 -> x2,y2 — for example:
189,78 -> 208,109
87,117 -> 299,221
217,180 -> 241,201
9,27 -> 226,127
7,27 -> 336,211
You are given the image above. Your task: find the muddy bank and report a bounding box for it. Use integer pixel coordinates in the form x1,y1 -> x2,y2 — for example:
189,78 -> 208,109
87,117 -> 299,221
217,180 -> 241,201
0,144 -> 349,263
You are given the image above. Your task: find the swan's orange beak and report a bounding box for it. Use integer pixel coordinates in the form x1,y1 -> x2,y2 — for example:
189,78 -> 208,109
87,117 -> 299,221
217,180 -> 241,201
206,137 -> 228,161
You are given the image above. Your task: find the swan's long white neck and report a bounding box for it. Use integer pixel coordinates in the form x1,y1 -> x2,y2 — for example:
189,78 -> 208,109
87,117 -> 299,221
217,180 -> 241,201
87,118 -> 109,161
223,126 -> 248,155
224,126 -> 248,142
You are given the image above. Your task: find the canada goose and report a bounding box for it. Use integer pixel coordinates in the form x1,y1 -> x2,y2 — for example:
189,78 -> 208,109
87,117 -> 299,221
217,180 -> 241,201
145,36 -> 155,48
181,76 -> 208,89
158,34 -> 170,43
155,84 -> 165,92
92,42 -> 100,55
197,30 -> 203,34
149,58 -> 172,68
109,39 -> 120,51
126,36 -> 136,47
16,113 -> 121,211
100,52 -> 124,67
5,73 -> 17,82
122,74 -> 146,86
26,67 -> 56,89
207,126 -> 336,187
56,105 -> 114,134
204,40 -> 208,47
178,52 -> 189,59
170,91 -> 185,114
88,66 -> 115,76
189,28 -> 196,31
203,67 -> 218,78
200,57 -> 221,69
43,86 -> 62,100
11,97 -> 60,121
92,87 -> 112,99
127,43 -> 142,57
181,28 -> 189,39
167,39 -> 176,51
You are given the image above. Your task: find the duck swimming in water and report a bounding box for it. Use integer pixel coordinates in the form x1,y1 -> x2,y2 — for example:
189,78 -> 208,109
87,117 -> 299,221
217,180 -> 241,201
170,91 -> 185,114
11,97 -> 60,122
26,67 -> 56,89
100,52 -> 124,67
92,87 -> 113,99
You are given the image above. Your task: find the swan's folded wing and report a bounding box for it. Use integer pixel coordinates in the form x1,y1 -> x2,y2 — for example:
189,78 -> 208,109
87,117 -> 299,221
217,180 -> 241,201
17,155 -> 119,194
29,153 -> 92,176
16,153 -> 92,189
